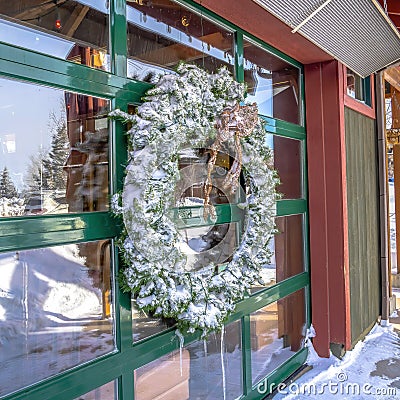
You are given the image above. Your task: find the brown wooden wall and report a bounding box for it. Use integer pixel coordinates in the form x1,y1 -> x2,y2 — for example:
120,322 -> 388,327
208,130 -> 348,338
345,106 -> 381,345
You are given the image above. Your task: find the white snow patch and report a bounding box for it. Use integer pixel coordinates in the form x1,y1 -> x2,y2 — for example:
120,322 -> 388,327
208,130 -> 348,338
274,324 -> 400,399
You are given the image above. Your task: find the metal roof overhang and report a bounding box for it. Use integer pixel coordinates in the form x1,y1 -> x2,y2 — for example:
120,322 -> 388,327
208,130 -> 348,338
252,0 -> 400,77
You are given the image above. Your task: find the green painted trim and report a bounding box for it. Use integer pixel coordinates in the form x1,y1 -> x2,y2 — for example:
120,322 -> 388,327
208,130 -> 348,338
173,203 -> 244,228
261,115 -> 306,139
241,315 -> 253,396
235,31 -> 245,83
299,69 -> 306,126
230,272 -> 309,320
2,352 -> 121,400
0,42 -> 150,100
122,373 -> 135,400
364,75 -> 372,107
110,0 -> 128,77
276,199 -> 307,216
110,92 -> 134,364
0,212 -> 119,252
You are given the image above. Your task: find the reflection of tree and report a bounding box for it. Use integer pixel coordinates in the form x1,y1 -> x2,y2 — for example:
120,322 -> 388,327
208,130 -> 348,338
25,146 -> 51,192
0,167 -> 18,198
25,111 -> 69,193
0,167 -> 24,216
46,111 -> 69,190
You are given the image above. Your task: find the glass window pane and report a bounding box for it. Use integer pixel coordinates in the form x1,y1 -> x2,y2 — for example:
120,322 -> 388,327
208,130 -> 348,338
75,380 -> 117,400
0,1 -> 110,70
127,0 -> 234,80
268,135 -> 302,199
243,40 -> 300,125
0,77 -> 110,217
132,301 -> 170,342
179,223 -> 240,271
0,240 -> 115,396
134,321 -> 242,400
251,288 -> 306,384
346,68 -> 370,105
253,214 -> 305,293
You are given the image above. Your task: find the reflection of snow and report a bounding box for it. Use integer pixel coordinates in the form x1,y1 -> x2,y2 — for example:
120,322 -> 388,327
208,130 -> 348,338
252,336 -> 296,384
78,380 -> 116,399
0,244 -> 114,397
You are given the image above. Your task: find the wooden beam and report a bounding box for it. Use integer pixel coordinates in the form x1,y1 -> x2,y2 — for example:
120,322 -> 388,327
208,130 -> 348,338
61,4 -> 90,37
13,0 -> 68,21
384,68 -> 400,93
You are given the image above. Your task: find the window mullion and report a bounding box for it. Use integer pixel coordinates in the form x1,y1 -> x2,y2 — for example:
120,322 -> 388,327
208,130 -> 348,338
110,0 -> 128,77
235,31 -> 244,83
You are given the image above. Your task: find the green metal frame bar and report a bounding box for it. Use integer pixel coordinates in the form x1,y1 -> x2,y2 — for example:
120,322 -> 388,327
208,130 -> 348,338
277,199 -> 307,216
241,315 -> 253,396
0,0 -> 310,398
0,212 -> 119,252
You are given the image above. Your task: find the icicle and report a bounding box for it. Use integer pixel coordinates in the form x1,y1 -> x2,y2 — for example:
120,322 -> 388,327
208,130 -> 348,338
203,337 -> 208,376
175,329 -> 185,377
220,326 -> 226,400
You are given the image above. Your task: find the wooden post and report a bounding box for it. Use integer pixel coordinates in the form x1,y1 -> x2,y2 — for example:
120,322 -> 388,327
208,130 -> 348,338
394,143 -> 400,274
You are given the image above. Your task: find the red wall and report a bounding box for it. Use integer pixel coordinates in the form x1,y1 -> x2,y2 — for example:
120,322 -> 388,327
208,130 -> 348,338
305,61 -> 352,356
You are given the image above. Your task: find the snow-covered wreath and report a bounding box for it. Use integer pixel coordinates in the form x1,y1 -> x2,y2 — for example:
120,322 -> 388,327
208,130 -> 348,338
110,64 -> 279,336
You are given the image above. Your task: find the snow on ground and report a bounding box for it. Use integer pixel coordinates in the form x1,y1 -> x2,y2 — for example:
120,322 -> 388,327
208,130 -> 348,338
273,324 -> 400,399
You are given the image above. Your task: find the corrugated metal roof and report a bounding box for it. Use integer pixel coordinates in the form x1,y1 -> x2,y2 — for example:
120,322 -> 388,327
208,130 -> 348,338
253,0 -> 400,77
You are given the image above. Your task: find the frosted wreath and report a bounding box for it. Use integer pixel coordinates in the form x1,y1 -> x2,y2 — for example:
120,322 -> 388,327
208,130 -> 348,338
110,64 -> 279,336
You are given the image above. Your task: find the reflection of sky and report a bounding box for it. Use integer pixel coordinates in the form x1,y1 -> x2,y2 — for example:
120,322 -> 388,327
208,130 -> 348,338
245,72 -> 274,117
78,0 -> 109,14
0,19 -> 74,58
244,62 -> 293,118
0,78 -> 63,190
265,133 -> 274,150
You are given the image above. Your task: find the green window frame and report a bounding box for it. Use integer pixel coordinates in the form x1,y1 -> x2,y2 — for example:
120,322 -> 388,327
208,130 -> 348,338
0,1 -> 310,399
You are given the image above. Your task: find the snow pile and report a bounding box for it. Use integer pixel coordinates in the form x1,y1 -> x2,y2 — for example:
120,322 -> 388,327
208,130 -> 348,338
0,197 -> 24,217
274,324 -> 400,399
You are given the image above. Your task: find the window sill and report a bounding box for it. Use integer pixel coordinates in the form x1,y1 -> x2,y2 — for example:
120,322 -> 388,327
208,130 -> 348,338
344,94 -> 375,119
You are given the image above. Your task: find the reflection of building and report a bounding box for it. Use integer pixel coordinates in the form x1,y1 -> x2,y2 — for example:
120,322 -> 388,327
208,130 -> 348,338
24,190 -> 68,215
63,89 -> 109,213
63,80 -> 111,318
